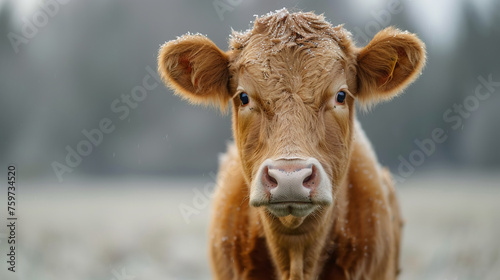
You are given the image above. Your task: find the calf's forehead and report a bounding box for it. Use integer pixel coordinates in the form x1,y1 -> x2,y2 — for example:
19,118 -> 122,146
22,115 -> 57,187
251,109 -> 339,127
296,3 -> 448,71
227,10 -> 357,100
231,43 -> 349,102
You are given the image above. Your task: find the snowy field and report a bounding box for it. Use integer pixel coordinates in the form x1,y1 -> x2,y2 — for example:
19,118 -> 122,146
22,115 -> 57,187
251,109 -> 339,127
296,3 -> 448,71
1,172 -> 499,280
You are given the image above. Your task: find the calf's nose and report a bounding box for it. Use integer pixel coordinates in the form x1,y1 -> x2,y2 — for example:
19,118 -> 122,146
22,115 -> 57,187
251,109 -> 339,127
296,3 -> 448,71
261,161 -> 319,202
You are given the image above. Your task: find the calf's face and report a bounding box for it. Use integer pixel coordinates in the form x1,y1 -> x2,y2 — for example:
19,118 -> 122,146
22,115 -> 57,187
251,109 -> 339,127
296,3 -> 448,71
233,43 -> 354,218
158,11 -> 425,224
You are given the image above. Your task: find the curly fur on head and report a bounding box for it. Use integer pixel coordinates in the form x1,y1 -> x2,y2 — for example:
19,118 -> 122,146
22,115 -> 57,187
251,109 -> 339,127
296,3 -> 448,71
229,9 -> 352,53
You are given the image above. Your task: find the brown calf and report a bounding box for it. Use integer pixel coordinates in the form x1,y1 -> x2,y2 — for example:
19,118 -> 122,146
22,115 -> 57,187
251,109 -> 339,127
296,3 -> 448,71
158,9 -> 426,280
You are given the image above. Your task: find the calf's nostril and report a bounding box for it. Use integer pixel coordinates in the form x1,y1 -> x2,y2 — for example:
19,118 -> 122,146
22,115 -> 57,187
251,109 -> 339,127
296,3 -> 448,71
303,174 -> 313,184
267,173 -> 278,185
263,166 -> 278,187
302,165 -> 317,188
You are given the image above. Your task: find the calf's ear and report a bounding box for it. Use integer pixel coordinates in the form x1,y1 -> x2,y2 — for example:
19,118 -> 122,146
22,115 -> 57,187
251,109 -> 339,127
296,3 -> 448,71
158,34 -> 231,110
356,27 -> 426,106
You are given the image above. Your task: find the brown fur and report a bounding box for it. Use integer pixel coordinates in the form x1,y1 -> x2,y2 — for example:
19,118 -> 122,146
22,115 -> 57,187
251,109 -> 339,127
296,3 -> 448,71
158,9 -> 425,280
158,34 -> 232,110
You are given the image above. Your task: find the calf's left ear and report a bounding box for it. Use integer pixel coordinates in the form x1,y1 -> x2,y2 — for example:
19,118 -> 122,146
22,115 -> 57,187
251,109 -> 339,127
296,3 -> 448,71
356,27 -> 426,105
158,34 -> 231,110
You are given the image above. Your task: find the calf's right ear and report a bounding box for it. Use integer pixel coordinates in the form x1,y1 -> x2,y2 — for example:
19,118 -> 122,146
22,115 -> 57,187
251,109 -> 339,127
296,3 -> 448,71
158,34 -> 231,110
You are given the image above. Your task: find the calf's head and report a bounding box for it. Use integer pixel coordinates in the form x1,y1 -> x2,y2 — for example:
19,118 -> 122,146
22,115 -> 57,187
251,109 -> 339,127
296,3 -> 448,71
158,10 -> 425,225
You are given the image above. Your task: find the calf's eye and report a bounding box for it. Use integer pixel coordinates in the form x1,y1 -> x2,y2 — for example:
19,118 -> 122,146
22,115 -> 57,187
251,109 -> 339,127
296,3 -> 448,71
336,91 -> 346,104
239,92 -> 250,106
